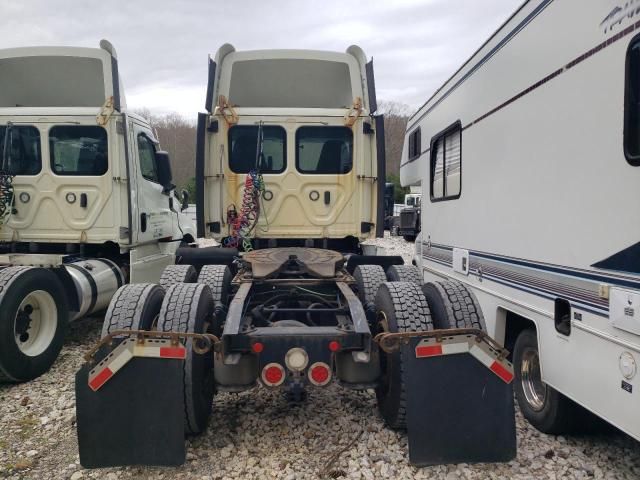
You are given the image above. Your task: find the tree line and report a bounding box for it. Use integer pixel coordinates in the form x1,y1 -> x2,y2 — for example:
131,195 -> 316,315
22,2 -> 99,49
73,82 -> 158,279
137,101 -> 411,204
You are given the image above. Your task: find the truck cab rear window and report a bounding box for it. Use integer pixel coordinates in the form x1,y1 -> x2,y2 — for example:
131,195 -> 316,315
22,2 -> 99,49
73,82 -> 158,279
228,126 -> 286,174
49,126 -> 107,176
296,126 -> 352,174
0,125 -> 41,175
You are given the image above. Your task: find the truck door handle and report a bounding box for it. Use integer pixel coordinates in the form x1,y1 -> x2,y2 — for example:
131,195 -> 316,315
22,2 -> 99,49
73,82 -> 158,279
141,213 -> 147,232
324,191 -> 330,205
80,193 -> 88,208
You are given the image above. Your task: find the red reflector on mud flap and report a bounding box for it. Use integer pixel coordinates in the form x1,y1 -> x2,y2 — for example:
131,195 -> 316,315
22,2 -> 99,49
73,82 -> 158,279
88,338 -> 186,392
490,361 -> 514,383
88,367 -> 113,391
415,344 -> 443,357
414,334 -> 514,384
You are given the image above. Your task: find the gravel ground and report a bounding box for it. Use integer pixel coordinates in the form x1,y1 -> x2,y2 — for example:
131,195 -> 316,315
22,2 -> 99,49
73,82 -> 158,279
1,233 -> 639,479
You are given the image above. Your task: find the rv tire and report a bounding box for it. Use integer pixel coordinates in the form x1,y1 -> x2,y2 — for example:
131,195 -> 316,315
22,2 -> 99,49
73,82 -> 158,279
158,283 -> 215,435
374,282 -> 433,430
513,329 -> 572,434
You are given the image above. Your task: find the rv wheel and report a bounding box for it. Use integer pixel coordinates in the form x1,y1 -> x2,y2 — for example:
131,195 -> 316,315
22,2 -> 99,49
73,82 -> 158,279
101,284 -> 165,337
197,265 -> 232,336
158,283 -> 215,435
159,264 -> 198,290
421,281 -> 486,330
0,267 -> 68,382
386,265 -> 423,285
513,329 -> 572,434
353,265 -> 387,322
374,282 -> 433,430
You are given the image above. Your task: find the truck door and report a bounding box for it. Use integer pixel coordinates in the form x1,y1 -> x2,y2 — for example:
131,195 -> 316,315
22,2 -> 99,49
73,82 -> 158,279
130,121 -> 174,244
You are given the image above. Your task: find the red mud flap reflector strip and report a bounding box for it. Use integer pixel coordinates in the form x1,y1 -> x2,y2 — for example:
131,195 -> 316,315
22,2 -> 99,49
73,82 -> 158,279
415,335 -> 514,383
88,338 -> 186,391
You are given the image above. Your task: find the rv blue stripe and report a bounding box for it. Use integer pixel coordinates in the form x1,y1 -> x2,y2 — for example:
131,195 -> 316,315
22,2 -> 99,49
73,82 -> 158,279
422,254 -> 608,317
425,243 -> 640,290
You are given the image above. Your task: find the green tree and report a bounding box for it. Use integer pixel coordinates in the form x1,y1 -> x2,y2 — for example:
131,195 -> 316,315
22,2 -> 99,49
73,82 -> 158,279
387,173 -> 409,204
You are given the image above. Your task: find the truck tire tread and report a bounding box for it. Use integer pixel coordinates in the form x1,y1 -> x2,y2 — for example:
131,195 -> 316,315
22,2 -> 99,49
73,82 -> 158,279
101,284 -> 165,337
386,265 -> 422,285
375,281 -> 433,430
159,265 -> 198,290
422,280 -> 486,331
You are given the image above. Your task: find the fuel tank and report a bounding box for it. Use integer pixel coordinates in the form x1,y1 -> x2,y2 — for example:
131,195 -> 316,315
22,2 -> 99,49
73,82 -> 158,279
65,258 -> 124,320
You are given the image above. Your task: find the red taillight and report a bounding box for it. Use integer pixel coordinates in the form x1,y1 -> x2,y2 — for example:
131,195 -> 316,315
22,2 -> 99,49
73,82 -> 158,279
328,341 -> 341,352
261,363 -> 285,387
308,362 -> 332,386
252,342 -> 264,353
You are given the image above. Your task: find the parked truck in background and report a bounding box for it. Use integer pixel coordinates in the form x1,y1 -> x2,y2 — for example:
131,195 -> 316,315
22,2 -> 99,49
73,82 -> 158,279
0,40 -> 195,382
398,190 -> 421,242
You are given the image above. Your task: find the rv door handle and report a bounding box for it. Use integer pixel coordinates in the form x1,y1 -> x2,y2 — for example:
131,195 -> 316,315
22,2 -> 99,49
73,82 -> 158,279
324,191 -> 331,205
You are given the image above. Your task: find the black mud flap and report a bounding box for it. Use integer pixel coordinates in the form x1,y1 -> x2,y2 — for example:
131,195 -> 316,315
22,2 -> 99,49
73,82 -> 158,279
405,338 -> 516,466
75,354 -> 186,468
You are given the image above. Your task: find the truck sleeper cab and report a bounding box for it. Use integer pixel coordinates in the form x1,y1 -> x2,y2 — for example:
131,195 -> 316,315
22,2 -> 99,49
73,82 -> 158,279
0,41 -> 195,382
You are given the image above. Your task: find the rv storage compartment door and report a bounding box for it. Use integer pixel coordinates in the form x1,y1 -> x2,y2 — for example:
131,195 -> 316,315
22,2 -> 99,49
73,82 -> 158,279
610,287 -> 640,335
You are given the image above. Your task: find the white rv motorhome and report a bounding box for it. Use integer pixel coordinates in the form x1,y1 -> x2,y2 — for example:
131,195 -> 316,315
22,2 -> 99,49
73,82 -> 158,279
401,0 -> 640,440
0,41 -> 195,382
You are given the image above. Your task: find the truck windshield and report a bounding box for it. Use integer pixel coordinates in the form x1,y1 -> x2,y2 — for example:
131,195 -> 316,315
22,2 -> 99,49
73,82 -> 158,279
0,125 -> 41,175
296,126 -> 352,174
49,125 -> 108,176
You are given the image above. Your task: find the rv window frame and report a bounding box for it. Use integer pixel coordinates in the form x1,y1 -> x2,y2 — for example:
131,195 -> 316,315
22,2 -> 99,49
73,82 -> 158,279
408,127 -> 421,161
624,34 -> 640,166
429,121 -> 462,202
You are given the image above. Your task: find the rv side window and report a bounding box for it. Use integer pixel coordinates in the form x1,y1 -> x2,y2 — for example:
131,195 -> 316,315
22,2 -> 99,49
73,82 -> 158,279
430,124 -> 461,201
50,126 -> 107,176
296,126 -> 353,174
137,134 -> 159,183
408,128 -> 421,160
625,36 -> 640,164
228,126 -> 286,174
0,125 -> 41,175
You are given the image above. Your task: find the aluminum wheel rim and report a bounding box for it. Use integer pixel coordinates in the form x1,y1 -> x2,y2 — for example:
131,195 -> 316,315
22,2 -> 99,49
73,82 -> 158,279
14,290 -> 58,357
520,346 -> 546,411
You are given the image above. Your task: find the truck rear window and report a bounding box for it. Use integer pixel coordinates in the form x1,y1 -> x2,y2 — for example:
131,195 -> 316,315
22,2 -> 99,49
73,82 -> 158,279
228,125 -> 286,174
296,126 -> 352,174
0,125 -> 41,175
49,126 -> 108,176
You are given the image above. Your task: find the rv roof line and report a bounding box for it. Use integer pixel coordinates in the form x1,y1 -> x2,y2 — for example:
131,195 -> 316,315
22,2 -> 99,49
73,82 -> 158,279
407,0 -> 533,121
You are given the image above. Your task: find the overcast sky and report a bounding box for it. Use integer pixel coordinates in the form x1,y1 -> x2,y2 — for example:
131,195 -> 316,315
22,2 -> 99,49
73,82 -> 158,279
3,0 -> 522,119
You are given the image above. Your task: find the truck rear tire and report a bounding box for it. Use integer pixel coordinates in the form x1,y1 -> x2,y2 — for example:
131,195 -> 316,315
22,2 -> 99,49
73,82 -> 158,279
101,284 -> 165,337
159,265 -> 198,290
374,282 -> 433,430
513,329 -> 573,434
386,265 -> 422,285
421,280 -> 486,330
197,265 -> 232,336
353,265 -> 387,322
158,283 -> 215,435
0,267 -> 68,382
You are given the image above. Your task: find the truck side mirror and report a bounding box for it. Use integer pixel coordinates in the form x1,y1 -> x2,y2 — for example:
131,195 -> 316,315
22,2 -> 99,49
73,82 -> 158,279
155,151 -> 175,194
180,189 -> 189,211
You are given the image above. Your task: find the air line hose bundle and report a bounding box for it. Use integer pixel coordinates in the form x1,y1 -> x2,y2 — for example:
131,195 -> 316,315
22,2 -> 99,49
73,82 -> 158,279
224,170 -> 265,251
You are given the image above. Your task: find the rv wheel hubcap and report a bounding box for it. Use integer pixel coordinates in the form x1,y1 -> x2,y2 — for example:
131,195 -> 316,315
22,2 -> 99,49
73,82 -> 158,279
521,347 -> 546,411
14,290 -> 58,357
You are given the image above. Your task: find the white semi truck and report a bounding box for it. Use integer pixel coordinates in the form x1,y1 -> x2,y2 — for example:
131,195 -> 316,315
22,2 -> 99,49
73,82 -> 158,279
0,40 -> 195,382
